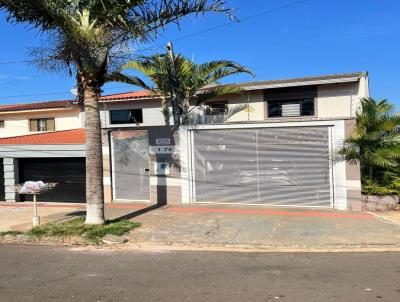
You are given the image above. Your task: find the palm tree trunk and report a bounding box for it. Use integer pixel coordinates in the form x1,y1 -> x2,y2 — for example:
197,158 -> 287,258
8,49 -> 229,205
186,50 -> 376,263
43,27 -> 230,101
161,97 -> 170,126
83,81 -> 105,225
182,98 -> 190,125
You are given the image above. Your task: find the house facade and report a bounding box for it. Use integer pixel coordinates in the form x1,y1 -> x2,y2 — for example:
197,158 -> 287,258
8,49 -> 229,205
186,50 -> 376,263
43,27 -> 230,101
0,72 -> 368,211
0,100 -> 82,138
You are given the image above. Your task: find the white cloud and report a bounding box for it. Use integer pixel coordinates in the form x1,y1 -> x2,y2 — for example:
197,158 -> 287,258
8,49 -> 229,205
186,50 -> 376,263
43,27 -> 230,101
14,76 -> 30,80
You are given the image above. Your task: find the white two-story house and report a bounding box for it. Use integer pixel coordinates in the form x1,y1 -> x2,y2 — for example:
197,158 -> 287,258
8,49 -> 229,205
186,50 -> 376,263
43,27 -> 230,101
0,72 -> 368,211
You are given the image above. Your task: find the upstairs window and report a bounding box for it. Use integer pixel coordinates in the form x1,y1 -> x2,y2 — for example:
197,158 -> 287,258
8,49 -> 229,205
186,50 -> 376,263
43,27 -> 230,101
268,98 -> 314,118
110,109 -> 143,124
29,118 -> 55,132
0,120 -> 4,128
205,102 -> 228,115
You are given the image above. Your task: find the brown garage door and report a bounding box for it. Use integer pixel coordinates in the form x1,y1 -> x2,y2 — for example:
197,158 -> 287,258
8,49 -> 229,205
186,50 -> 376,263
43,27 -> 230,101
19,158 -> 85,203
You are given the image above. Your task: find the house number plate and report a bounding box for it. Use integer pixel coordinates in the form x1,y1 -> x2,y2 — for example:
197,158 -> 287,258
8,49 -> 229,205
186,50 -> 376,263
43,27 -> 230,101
149,146 -> 175,154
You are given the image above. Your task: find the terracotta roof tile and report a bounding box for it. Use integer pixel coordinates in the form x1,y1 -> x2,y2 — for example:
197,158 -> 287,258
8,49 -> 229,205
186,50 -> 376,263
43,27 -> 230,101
0,100 -> 75,112
100,90 -> 152,101
0,129 -> 85,145
0,91 -> 153,112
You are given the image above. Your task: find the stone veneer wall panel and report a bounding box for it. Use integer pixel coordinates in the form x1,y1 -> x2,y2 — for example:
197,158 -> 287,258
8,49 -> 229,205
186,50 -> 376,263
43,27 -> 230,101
344,119 -> 362,210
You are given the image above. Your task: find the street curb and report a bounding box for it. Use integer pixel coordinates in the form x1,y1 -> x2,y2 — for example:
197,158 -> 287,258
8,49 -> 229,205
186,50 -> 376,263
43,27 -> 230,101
2,238 -> 400,253
121,243 -> 400,253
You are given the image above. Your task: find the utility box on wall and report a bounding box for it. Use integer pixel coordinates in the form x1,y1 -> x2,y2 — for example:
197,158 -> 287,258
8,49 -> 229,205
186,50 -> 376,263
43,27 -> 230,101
155,162 -> 170,176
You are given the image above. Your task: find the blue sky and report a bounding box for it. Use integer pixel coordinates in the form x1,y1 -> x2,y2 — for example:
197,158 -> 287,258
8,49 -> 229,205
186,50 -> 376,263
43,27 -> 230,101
0,0 -> 399,109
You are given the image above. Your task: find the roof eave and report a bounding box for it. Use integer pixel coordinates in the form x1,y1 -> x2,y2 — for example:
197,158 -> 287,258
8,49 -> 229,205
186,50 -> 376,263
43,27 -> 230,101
239,76 -> 362,91
0,106 -> 78,115
100,96 -> 161,103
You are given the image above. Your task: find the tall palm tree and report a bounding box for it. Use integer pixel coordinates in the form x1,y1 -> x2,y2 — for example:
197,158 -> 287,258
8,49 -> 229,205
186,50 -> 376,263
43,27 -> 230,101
108,53 -> 254,124
338,97 -> 400,194
0,0 -> 231,224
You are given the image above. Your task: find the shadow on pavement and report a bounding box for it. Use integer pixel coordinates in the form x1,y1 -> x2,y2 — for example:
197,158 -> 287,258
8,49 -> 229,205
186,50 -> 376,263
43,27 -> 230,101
109,203 -> 166,223
65,210 -> 86,217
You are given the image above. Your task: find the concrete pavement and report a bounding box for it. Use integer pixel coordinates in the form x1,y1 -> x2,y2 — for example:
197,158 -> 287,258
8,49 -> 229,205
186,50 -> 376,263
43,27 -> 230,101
124,205 -> 400,250
1,244 -> 399,302
0,203 -> 83,232
1,202 -> 400,251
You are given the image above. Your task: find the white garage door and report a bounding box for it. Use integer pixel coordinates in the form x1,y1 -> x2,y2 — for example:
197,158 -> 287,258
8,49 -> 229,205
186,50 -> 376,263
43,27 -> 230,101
192,126 -> 332,207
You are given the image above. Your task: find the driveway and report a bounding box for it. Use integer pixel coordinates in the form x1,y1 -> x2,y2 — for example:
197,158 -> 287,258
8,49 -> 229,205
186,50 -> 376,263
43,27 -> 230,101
1,203 -> 400,250
110,205 -> 400,250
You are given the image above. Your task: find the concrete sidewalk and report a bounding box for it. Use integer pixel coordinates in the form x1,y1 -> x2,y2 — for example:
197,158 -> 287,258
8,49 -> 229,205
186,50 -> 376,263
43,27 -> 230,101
123,205 -> 400,250
1,202 -> 400,251
0,203 -> 84,232
0,202 -> 145,231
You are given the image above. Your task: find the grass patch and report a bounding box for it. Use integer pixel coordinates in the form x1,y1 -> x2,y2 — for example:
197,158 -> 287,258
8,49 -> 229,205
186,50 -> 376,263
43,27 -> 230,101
0,230 -> 24,237
26,217 -> 140,244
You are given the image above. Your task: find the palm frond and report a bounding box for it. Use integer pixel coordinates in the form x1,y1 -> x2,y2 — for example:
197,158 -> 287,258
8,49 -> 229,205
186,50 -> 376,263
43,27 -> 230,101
105,72 -> 153,91
223,103 -> 247,121
363,150 -> 397,168
195,85 -> 243,106
197,60 -> 254,85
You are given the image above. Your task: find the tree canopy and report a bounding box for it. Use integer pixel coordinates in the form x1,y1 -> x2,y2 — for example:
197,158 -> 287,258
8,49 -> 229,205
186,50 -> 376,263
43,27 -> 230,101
0,0 -> 231,83
108,53 -> 254,124
338,97 -> 400,195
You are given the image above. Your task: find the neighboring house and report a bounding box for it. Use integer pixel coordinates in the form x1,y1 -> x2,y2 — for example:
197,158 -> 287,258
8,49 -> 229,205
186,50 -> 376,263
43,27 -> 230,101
0,100 -> 82,138
0,72 -> 368,211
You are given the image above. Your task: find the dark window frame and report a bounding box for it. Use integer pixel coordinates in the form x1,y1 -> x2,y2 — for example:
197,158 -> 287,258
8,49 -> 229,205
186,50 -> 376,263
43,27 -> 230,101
267,98 -> 315,118
110,109 -> 143,124
205,101 -> 228,115
0,120 -> 4,128
29,118 -> 55,132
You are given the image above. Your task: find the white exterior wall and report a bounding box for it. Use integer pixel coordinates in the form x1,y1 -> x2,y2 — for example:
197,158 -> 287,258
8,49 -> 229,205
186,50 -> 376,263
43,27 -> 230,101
224,91 -> 265,122
316,82 -> 359,118
0,108 -> 81,138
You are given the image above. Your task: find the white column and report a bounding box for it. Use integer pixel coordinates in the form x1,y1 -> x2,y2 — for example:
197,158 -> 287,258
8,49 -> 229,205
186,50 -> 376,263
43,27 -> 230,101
3,158 -> 19,202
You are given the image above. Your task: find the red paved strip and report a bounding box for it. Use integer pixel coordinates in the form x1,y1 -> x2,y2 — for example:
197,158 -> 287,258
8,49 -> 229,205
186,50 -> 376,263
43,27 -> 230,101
0,203 -> 374,220
165,207 -> 374,220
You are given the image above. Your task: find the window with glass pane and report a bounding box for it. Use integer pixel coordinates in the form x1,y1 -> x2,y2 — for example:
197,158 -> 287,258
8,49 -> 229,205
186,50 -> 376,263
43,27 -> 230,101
110,109 -> 143,124
206,102 -> 228,115
301,98 -> 314,116
29,118 -> 55,131
268,99 -> 314,118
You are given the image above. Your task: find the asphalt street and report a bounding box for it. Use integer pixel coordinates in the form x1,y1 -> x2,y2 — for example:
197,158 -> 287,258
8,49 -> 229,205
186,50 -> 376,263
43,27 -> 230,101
0,244 -> 399,302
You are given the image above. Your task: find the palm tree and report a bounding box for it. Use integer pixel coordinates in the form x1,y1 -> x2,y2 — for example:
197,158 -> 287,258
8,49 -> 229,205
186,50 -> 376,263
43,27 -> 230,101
0,0 -> 231,224
108,54 -> 254,125
338,97 -> 400,195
